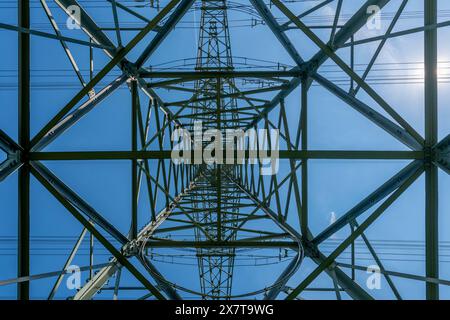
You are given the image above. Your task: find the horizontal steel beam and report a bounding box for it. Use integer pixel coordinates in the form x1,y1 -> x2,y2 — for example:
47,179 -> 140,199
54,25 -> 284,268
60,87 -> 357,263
141,70 -> 301,79
30,150 -> 424,161
0,22 -> 113,50
164,85 -> 284,106
145,241 -> 298,249
340,20 -> 450,48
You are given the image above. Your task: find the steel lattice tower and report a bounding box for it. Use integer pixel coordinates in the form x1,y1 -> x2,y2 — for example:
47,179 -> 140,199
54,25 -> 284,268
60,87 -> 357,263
192,0 -> 238,299
0,0 -> 449,301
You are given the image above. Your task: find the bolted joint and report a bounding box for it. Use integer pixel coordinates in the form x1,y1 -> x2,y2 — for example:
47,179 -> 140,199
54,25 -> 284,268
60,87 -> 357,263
121,59 -> 139,78
301,61 -> 317,78
434,134 -> 450,174
0,152 -> 24,182
8,148 -> 24,163
424,146 -> 434,167
122,239 -> 141,257
301,238 -> 320,259
0,129 -> 23,156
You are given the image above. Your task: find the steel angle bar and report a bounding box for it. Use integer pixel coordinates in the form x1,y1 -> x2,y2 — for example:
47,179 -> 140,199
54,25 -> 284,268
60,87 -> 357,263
135,0 -> 196,68
312,73 -> 422,150
48,228 -> 88,299
280,0 -> 334,30
54,0 -> 117,58
0,22 -> 112,50
145,241 -> 298,249
313,160 -> 423,245
0,130 -> 23,181
30,0 -> 182,149
249,0 -> 304,66
73,261 -> 120,300
340,20 -> 450,48
31,162 -> 129,245
140,70 -> 300,79
0,159 -> 23,182
308,0 -> 391,68
435,135 -> 450,174
337,263 -> 450,287
271,0 -> 424,148
0,263 -> 110,287
39,0 -> 88,89
74,179 -> 198,300
106,0 -> 162,32
30,165 -> 165,300
110,0 -> 123,47
32,75 -> 128,151
246,0 -> 392,130
424,0 -> 439,300
289,167 -> 423,300
0,130 -> 22,155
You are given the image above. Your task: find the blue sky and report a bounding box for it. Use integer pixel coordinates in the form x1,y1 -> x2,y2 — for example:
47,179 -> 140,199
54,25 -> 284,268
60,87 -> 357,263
0,0 -> 449,300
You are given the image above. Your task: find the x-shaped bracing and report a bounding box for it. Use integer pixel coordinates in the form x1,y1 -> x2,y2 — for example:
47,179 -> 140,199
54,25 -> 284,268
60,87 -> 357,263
2,0 -> 449,300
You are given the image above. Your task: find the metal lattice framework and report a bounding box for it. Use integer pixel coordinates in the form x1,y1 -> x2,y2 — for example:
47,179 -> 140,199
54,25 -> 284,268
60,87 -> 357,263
0,0 -> 449,300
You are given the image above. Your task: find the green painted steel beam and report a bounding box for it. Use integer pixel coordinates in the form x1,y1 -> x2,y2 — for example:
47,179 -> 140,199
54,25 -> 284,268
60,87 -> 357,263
18,0 -> 30,300
288,166 -> 423,300
145,240 -> 298,249
30,150 -> 424,161
140,70 -> 301,79
30,0 -> 183,149
424,0 -> 439,300
30,165 -> 166,300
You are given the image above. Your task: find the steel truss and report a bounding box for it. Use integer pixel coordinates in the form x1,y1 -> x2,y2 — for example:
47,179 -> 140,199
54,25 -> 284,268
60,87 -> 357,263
0,0 -> 448,300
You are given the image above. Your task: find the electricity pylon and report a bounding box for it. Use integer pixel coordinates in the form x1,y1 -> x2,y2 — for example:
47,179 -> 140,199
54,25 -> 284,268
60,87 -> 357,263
0,0 -> 448,300
191,0 -> 239,299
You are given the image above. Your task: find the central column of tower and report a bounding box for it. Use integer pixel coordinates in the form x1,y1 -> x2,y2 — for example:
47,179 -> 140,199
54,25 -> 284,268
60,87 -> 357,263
191,0 -> 240,299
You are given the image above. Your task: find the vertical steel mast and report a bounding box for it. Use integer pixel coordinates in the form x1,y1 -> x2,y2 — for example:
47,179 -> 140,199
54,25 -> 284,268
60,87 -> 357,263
192,0 -> 239,299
